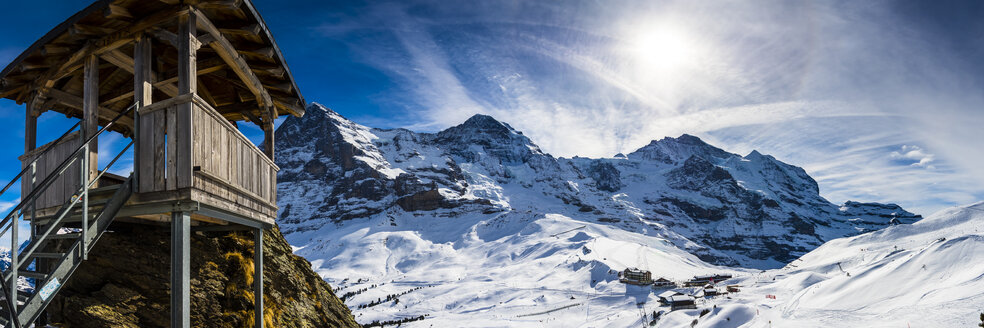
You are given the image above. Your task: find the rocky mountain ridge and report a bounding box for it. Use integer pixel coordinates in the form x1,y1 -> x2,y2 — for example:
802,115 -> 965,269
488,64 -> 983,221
276,103 -> 920,268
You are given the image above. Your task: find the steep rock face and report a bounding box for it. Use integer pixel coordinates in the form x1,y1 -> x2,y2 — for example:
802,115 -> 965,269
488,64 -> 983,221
46,223 -> 359,328
276,106 -> 920,268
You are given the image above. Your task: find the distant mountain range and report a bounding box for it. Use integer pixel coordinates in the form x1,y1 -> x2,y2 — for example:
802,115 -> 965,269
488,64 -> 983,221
274,103 -> 919,269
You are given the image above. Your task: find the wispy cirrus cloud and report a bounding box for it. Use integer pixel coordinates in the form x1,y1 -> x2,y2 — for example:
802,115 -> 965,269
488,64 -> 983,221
312,0 -> 984,214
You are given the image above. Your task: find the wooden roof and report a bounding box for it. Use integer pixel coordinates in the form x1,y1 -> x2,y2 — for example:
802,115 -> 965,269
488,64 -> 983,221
0,0 -> 305,127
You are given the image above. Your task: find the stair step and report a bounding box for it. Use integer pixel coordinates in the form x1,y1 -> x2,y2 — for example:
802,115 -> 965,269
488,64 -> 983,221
29,252 -> 66,259
0,290 -> 32,303
47,232 -> 81,239
18,270 -> 48,280
88,183 -> 122,195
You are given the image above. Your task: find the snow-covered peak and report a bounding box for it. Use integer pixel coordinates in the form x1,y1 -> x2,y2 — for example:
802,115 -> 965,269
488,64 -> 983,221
628,134 -> 733,164
456,114 -> 517,134
276,108 -> 920,268
432,114 -> 551,167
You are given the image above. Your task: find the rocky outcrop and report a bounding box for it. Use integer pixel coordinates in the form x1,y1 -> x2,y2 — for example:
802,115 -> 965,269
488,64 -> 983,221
46,222 -> 359,328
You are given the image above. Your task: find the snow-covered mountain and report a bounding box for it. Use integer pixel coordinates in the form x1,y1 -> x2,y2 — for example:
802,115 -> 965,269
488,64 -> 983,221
275,103 -> 918,269
269,104 -> 984,327
656,202 -> 984,327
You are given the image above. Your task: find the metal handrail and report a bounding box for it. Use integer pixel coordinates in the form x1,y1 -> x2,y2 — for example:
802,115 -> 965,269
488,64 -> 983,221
12,139 -> 133,273
0,101 -> 138,328
0,102 -> 138,232
0,121 -> 81,200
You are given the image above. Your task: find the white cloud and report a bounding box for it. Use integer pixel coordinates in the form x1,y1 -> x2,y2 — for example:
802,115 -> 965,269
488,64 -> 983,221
890,145 -> 935,169
320,0 -> 984,214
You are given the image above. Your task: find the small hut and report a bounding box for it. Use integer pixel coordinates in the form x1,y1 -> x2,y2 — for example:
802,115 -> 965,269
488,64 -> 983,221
702,283 -> 719,296
669,295 -> 697,311
657,290 -> 683,304
652,277 -> 675,288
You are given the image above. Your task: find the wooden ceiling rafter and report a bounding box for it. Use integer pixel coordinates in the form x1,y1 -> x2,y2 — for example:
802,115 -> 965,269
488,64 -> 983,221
191,7 -> 272,109
3,1 -> 305,118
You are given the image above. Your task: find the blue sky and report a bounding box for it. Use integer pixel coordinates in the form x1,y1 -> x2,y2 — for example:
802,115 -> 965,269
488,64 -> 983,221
1,0 -> 983,219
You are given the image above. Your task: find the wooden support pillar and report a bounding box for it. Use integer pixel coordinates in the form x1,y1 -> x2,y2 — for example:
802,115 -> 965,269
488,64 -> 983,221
25,99 -> 37,152
262,121 -> 274,161
170,211 -> 191,328
134,35 -> 153,192
174,11 -> 196,189
253,228 -> 264,328
83,55 -> 99,180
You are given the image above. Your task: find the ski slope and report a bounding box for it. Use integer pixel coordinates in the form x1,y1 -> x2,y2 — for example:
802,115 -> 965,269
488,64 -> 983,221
655,202 -> 984,328
289,202 -> 984,327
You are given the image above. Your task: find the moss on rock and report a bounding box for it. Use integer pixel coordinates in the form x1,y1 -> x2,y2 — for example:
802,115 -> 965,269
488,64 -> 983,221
46,222 -> 358,328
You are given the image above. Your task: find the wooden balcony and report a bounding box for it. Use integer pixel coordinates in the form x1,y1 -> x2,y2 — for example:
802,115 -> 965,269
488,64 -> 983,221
132,94 -> 278,225
21,94 -> 278,227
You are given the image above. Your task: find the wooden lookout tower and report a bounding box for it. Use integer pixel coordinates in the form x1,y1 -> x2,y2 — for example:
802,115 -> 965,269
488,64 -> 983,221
0,0 -> 305,327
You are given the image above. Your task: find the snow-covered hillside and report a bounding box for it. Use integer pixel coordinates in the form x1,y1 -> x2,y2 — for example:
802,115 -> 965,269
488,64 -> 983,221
654,202 -> 984,327
268,103 -> 957,327
275,103 -> 918,269
288,197 -> 981,327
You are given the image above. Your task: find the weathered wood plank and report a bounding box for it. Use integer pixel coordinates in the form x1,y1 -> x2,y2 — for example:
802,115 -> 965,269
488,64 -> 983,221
153,109 -> 166,191
83,55 -> 99,180
175,11 -> 196,189
165,106 -> 177,191
138,107 -> 155,192
134,35 -> 153,192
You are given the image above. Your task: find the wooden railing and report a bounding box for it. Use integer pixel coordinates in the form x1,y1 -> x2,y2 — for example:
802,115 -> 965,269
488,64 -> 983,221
135,94 -> 277,217
19,132 -> 81,210
189,95 -> 278,208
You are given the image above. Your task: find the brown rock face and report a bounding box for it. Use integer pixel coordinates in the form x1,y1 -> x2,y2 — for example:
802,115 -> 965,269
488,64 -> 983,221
46,222 -> 359,328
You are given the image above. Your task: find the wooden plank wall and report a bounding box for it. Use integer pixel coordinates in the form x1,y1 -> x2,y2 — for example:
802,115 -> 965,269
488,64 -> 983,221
20,132 -> 82,209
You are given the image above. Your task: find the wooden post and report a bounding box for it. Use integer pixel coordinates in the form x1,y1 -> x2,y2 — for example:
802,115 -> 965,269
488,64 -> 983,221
170,211 -> 191,328
262,120 -> 274,161
253,228 -> 264,328
134,35 -> 153,193
175,10 -> 196,189
83,55 -> 99,181
25,99 -> 37,152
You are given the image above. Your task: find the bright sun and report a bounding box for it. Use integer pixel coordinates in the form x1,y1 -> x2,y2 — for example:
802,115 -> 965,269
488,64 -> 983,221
626,25 -> 697,74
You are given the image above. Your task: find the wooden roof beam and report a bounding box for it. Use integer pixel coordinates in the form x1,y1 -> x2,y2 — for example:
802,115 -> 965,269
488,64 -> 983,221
43,88 -> 135,128
238,47 -> 274,59
33,43 -> 92,91
104,4 -> 134,20
197,0 -> 243,10
31,8 -> 185,94
99,49 -> 180,98
150,27 -> 179,48
41,44 -> 72,56
70,24 -> 116,37
219,24 -> 260,36
273,98 -> 304,117
192,8 -> 272,108
251,66 -> 284,79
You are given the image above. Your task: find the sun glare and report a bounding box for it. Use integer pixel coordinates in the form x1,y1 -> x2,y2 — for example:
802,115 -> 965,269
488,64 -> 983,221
626,25 -> 697,74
